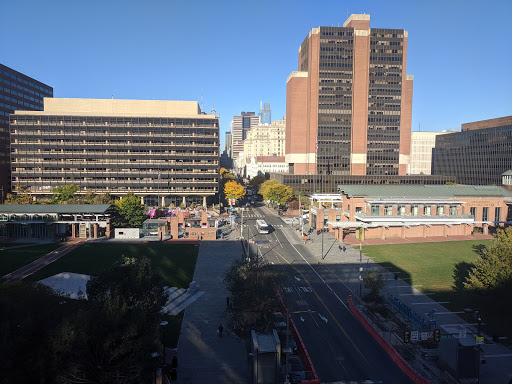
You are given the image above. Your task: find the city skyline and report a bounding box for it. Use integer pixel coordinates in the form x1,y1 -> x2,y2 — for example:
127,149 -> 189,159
1,0 -> 510,149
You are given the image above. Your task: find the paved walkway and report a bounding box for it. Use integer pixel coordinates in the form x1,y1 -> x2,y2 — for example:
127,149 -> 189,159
2,239 -> 84,283
271,210 -> 512,384
177,225 -> 249,383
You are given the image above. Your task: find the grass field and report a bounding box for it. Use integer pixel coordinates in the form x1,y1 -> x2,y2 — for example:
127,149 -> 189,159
362,239 -> 512,341
362,240 -> 492,294
28,243 -> 198,287
0,243 -> 64,277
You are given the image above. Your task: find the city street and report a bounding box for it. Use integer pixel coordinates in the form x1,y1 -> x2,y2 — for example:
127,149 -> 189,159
237,204 -> 413,383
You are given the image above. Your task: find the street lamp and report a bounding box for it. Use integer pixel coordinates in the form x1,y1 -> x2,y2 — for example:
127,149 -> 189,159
160,320 -> 168,368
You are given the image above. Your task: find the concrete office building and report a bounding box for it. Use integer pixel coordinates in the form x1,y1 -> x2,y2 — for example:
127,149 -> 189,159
433,116 -> 512,185
231,112 -> 259,161
409,130 -> 457,175
243,119 -> 286,161
10,98 -> 219,207
285,14 -> 413,177
246,156 -> 289,179
0,64 -> 53,195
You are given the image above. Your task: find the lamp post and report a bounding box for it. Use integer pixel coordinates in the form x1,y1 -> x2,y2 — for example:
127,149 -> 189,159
160,320 -> 168,368
359,242 -> 363,298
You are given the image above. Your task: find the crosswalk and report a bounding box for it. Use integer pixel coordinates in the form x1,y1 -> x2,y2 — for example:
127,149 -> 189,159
162,283 -> 204,316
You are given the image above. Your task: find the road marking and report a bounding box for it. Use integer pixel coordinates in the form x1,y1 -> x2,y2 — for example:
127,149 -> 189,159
273,232 -> 283,248
272,248 -> 367,362
300,316 -> 305,322
294,276 -> 301,281
319,313 -> 329,323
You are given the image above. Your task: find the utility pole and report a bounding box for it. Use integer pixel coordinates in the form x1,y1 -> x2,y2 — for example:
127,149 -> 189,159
359,242 -> 363,298
247,212 -> 250,260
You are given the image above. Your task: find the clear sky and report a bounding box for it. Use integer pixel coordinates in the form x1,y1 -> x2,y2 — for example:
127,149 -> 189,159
1,0 -> 511,148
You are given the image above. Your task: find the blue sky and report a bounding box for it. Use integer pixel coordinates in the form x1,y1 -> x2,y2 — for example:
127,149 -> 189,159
1,0 -> 511,148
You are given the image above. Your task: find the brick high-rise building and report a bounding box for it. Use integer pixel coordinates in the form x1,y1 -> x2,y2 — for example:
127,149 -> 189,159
285,14 -> 413,176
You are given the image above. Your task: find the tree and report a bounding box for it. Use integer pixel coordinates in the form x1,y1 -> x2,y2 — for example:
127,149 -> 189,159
222,172 -> 235,181
51,257 -> 167,384
4,185 -> 32,204
464,227 -> 512,292
259,179 -> 279,201
363,269 -> 386,303
52,184 -> 80,204
113,193 -> 147,228
224,180 -> 246,202
249,175 -> 266,189
0,281 -> 67,383
266,183 -> 293,206
220,167 -> 229,176
223,258 -> 284,334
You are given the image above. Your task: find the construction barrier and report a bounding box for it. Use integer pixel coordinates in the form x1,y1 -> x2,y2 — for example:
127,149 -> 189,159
347,294 -> 432,384
277,296 -> 320,384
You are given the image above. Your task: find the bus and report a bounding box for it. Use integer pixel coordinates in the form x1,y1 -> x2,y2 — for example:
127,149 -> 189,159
256,219 -> 270,234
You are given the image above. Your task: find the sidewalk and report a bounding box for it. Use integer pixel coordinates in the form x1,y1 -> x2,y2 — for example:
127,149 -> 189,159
177,226 -> 249,383
268,209 -> 512,384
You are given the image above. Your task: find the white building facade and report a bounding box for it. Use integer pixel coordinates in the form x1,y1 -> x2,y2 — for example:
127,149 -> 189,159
246,156 -> 289,179
243,119 -> 286,162
409,131 -> 457,175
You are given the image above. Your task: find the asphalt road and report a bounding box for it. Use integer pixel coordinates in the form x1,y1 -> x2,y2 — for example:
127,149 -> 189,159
239,204 -> 413,384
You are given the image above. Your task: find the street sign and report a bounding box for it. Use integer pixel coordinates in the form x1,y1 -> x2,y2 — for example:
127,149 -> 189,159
411,331 -> 419,341
476,337 -> 484,345
459,329 -> 467,339
420,332 -> 429,341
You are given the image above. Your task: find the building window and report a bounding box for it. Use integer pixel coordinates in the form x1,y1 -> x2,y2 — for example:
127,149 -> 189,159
371,205 -> 380,216
398,205 -> 406,215
495,207 -> 501,222
424,205 -> 431,216
482,207 -> 489,222
411,205 -> 419,216
356,207 -> 362,213
470,207 -> 476,218
437,205 -> 445,216
450,205 -> 458,216
385,205 -> 393,216
336,215 -> 341,222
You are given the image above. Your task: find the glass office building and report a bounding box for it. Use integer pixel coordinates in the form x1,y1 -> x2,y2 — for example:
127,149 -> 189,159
0,64 -> 53,195
10,98 -> 219,207
433,116 -> 512,185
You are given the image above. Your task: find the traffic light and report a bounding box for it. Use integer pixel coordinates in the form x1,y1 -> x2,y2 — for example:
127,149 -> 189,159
434,329 -> 441,342
404,330 -> 411,343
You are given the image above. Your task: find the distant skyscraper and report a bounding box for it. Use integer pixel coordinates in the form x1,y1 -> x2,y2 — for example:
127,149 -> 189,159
0,64 -> 53,195
231,112 -> 259,161
259,102 -> 271,125
225,132 -> 232,157
285,14 -> 413,176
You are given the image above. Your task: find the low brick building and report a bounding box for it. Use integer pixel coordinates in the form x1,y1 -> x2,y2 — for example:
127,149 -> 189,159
310,185 -> 512,241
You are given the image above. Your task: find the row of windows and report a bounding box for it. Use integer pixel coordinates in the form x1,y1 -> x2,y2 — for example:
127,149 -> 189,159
0,70 -> 52,94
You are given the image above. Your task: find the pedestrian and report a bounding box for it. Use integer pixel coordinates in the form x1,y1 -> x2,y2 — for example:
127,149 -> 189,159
226,296 -> 230,307
218,324 -> 223,337
343,245 -> 346,252
220,233 -> 224,240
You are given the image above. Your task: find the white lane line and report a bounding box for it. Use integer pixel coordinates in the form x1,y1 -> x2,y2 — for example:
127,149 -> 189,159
273,232 -> 283,248
289,242 -> 349,311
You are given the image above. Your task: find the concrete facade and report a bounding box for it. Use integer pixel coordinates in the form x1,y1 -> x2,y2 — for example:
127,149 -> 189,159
285,14 -> 413,177
243,119 -> 286,161
246,156 -> 288,179
230,112 -> 259,162
409,131 -> 457,175
10,98 -> 219,206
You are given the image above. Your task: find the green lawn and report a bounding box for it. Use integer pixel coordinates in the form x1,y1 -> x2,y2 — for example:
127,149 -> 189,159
0,243 -> 64,277
362,239 -> 512,342
362,240 -> 491,293
28,243 -> 198,288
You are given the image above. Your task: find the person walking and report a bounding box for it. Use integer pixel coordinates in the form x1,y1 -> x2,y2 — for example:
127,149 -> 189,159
218,324 -> 223,337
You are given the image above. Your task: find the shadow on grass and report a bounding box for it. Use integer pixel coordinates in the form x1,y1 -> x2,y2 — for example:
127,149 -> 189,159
452,261 -> 475,292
